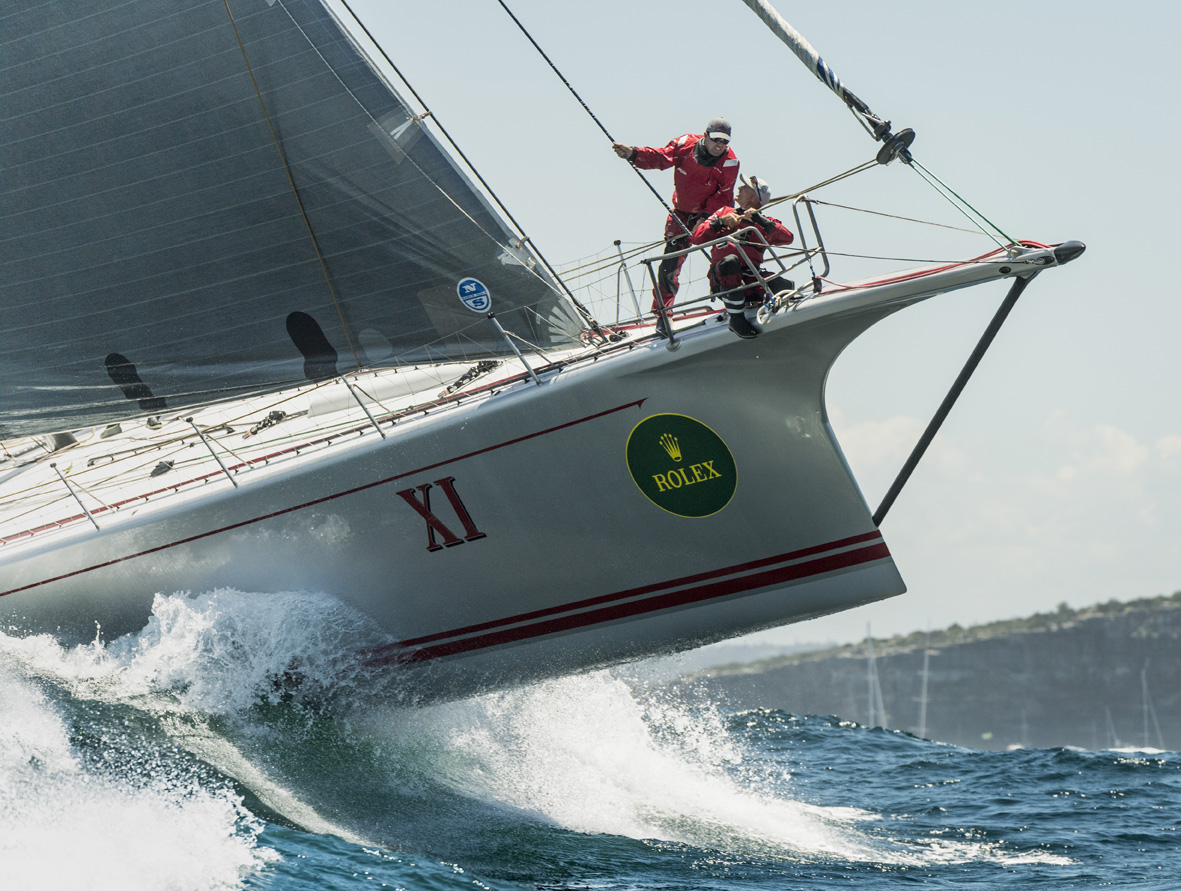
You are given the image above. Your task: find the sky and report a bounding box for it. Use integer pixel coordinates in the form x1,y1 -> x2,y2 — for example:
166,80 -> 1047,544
342,0 -> 1180,648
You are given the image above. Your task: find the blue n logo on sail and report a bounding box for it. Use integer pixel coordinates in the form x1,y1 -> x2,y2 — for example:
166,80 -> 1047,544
456,278 -> 492,313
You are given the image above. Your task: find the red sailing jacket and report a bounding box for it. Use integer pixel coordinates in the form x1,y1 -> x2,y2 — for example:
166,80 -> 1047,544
690,205 -> 794,267
631,134 -> 739,221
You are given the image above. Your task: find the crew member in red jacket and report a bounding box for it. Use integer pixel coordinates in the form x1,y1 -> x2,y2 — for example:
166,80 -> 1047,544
690,174 -> 794,339
612,118 -> 739,326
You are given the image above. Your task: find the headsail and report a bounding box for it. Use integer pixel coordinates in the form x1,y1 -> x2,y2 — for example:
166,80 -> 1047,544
0,0 -> 583,438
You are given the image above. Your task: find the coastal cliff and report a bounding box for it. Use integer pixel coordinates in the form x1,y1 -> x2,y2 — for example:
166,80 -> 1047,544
686,594 -> 1181,750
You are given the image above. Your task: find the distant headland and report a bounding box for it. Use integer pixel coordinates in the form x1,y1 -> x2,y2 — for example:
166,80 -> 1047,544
684,593 -> 1181,751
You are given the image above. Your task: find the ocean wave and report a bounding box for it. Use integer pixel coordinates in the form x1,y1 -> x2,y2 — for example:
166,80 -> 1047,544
3,587 -> 1163,889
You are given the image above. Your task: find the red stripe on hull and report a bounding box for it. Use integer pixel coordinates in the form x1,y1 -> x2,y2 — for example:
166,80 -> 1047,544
371,538 -> 891,666
383,530 -> 884,651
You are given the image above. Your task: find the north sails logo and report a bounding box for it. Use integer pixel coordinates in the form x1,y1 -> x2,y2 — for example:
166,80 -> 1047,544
626,414 -> 736,518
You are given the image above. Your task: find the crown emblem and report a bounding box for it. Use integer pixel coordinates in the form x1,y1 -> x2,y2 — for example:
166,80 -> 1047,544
659,433 -> 682,462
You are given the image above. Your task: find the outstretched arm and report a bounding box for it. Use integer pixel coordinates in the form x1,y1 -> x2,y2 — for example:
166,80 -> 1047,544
625,135 -> 687,171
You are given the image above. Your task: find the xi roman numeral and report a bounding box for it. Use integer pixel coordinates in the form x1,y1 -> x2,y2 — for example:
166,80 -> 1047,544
396,476 -> 486,552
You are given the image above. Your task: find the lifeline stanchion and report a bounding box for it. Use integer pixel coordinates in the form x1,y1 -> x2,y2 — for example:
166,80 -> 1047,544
51,463 -> 100,530
640,261 -> 680,353
189,418 -> 239,489
614,240 -> 643,321
342,376 -> 388,439
488,312 -> 542,386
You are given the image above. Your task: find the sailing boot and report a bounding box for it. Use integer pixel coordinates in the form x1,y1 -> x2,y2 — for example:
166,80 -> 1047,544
728,312 -> 758,339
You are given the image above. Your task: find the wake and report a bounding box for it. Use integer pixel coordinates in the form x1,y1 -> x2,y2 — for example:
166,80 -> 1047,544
2,588 -> 1071,874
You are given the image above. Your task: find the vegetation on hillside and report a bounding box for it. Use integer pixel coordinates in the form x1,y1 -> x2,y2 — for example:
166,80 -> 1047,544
705,590 -> 1181,675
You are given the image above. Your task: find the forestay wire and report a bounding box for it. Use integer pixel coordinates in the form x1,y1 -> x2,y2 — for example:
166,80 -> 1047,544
734,0 -> 1056,528
906,157 -> 1017,249
740,0 -> 1020,249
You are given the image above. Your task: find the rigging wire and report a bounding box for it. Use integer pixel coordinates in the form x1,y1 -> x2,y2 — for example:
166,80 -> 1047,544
906,157 -> 1018,248
333,0 -> 604,335
872,272 -> 1039,526
556,159 -> 883,288
357,1 -> 1017,338
758,159 -> 879,218
558,166 -> 1003,305
735,0 -> 1022,249
492,0 -> 694,238
805,200 -> 986,235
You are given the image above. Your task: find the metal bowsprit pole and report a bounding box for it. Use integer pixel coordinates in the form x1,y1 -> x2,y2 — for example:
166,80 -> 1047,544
872,273 -> 1036,527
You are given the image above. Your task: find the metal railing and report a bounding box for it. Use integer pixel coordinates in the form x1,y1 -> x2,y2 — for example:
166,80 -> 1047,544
604,196 -> 831,346
789,195 -> 831,292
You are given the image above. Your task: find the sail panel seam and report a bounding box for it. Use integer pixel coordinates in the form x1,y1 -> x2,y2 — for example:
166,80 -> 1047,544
223,0 -> 363,369
303,0 -> 596,329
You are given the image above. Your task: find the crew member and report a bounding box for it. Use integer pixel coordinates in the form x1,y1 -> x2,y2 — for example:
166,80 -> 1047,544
691,174 -> 794,339
613,118 -> 739,331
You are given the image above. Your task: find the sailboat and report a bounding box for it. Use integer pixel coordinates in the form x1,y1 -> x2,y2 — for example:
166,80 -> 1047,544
0,0 -> 1082,701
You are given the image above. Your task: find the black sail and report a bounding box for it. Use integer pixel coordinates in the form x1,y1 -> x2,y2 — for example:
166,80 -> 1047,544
0,0 -> 582,438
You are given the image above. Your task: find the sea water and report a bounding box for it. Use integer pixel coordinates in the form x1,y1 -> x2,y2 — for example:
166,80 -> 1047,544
1,589 -> 1177,890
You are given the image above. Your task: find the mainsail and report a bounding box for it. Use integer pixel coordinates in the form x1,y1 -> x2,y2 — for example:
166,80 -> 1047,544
0,0 -> 583,438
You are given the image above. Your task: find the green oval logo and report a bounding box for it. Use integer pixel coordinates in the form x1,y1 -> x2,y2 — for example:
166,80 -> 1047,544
626,414 -> 736,518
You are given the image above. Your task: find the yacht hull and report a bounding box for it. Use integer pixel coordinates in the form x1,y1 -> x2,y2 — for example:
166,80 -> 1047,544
1,252 -> 1059,700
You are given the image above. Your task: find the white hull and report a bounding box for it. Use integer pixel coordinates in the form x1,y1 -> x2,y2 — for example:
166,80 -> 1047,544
0,248 -> 1061,699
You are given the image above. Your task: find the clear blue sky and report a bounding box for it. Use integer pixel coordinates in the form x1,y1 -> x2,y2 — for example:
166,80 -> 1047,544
346,0 -> 1180,646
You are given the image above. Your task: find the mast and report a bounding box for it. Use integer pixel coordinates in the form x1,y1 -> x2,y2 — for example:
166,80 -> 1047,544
737,0 -> 915,165
917,631 -> 930,739
866,625 -> 887,728
867,627 -> 875,727
1141,662 -> 1165,749
1143,665 -> 1150,749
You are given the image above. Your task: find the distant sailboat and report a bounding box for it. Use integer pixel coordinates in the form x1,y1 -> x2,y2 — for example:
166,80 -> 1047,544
1105,707 -> 1122,750
866,625 -> 888,728
1103,665 -> 1165,753
1141,664 -> 1166,750
915,629 -> 932,740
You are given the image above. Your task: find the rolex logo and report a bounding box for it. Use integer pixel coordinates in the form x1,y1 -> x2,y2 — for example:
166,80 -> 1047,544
627,414 -> 737,518
659,433 -> 682,462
